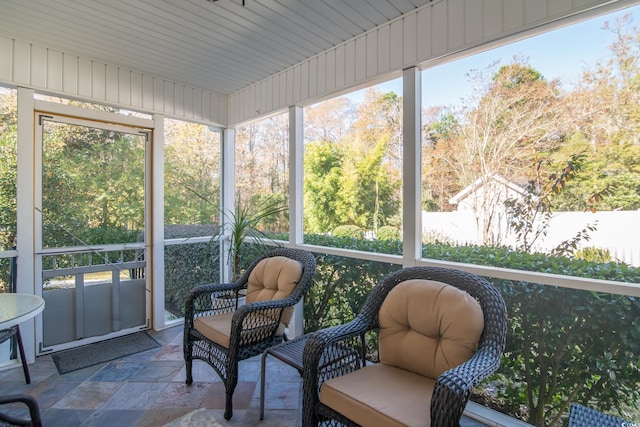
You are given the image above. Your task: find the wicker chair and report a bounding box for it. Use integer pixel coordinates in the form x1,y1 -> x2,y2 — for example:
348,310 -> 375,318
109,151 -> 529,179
302,266 -> 507,427
183,247 -> 316,420
568,403 -> 637,427
0,327 -> 30,384
0,394 -> 42,427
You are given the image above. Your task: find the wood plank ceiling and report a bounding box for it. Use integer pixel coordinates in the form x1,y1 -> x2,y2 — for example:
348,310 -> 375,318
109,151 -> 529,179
0,0 -> 431,95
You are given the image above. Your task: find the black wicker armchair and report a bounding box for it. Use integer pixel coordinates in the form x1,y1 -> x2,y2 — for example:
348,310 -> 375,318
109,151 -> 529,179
567,403 -> 637,427
183,247 -> 316,420
0,394 -> 42,427
302,266 -> 507,427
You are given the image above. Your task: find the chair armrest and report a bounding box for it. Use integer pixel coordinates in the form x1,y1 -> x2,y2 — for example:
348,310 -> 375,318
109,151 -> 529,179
431,345 -> 503,426
301,319 -> 370,418
0,394 -> 42,427
184,282 -> 244,328
568,403 -> 636,427
227,297 -> 301,348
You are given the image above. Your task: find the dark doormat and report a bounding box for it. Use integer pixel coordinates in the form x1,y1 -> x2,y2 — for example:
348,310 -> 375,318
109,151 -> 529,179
52,332 -> 161,375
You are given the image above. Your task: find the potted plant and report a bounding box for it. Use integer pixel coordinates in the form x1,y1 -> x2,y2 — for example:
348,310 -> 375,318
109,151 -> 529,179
217,194 -> 288,281
208,195 -> 287,308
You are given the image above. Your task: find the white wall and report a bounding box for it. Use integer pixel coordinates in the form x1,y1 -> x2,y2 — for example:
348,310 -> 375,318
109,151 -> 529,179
227,0 -> 636,126
0,35 -> 227,126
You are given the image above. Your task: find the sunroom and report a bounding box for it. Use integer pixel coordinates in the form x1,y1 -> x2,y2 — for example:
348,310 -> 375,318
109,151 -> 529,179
0,1 -> 639,426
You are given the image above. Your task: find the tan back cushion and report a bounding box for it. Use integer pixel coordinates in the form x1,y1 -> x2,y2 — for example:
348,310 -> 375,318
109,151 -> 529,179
245,256 -> 303,326
379,279 -> 484,379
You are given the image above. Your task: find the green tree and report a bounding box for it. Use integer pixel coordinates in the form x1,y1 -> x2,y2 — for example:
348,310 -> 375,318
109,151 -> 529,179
0,89 -> 17,250
41,121 -> 145,247
304,140 -> 344,233
164,119 -> 221,225
336,136 -> 400,231
304,89 -> 402,234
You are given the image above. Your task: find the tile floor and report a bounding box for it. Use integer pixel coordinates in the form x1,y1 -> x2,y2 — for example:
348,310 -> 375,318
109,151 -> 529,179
0,326 -> 487,426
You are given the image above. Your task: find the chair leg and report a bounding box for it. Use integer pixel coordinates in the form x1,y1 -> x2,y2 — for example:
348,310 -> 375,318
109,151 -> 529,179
224,392 -> 233,420
14,326 -> 30,384
223,357 -> 239,420
260,349 -> 267,420
185,359 -> 193,385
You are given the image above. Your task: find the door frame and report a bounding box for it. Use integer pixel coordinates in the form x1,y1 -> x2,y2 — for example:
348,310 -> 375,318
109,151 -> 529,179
32,100 -> 155,354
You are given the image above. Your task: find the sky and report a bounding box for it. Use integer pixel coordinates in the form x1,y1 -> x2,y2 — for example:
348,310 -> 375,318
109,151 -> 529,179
349,3 -> 640,109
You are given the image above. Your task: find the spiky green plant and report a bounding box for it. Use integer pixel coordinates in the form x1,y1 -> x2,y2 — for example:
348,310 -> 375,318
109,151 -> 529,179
220,195 -> 287,280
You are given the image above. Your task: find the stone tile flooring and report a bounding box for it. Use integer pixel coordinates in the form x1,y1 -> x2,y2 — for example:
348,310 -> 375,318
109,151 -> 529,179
0,326 -> 487,426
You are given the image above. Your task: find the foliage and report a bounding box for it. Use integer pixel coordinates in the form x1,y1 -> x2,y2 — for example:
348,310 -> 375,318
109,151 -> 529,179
0,131 -> 16,249
574,247 -> 612,263
304,140 -> 345,232
504,153 -> 601,257
497,148 -> 640,426
164,119 -> 221,225
303,88 -> 402,234
41,120 -> 145,247
499,151 -> 638,425
423,61 -> 568,244
0,257 -> 14,294
235,113 -> 290,214
422,17 -> 640,245
301,234 -> 402,332
0,90 -> 17,250
332,225 -> 364,239
376,225 -> 400,241
421,242 -> 640,425
489,280 -> 640,426
76,227 -> 141,247
164,240 -> 220,317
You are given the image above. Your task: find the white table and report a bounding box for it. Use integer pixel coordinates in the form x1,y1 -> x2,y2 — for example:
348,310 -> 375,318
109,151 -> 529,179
0,293 -> 45,329
0,293 -> 44,384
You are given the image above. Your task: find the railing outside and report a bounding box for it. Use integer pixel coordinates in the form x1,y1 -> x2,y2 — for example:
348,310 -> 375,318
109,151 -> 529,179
40,246 -> 146,348
0,251 -> 18,366
0,251 -> 17,294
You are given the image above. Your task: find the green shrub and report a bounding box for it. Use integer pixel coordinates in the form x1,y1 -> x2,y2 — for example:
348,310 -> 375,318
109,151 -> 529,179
376,225 -> 400,241
0,257 -> 13,293
302,234 -> 401,332
161,224 -> 220,317
332,225 -> 364,239
163,240 -> 220,317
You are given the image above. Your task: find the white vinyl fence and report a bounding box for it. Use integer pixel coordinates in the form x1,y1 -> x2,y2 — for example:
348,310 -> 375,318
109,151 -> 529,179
422,210 -> 640,267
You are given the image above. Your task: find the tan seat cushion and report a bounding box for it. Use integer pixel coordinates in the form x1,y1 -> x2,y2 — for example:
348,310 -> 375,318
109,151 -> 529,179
379,279 -> 484,379
245,256 -> 303,327
194,311 -> 286,348
193,257 -> 303,348
320,363 -> 435,427
194,312 -> 235,348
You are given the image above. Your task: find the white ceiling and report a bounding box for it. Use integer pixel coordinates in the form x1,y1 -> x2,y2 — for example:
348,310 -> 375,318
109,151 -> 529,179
0,0 -> 431,96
